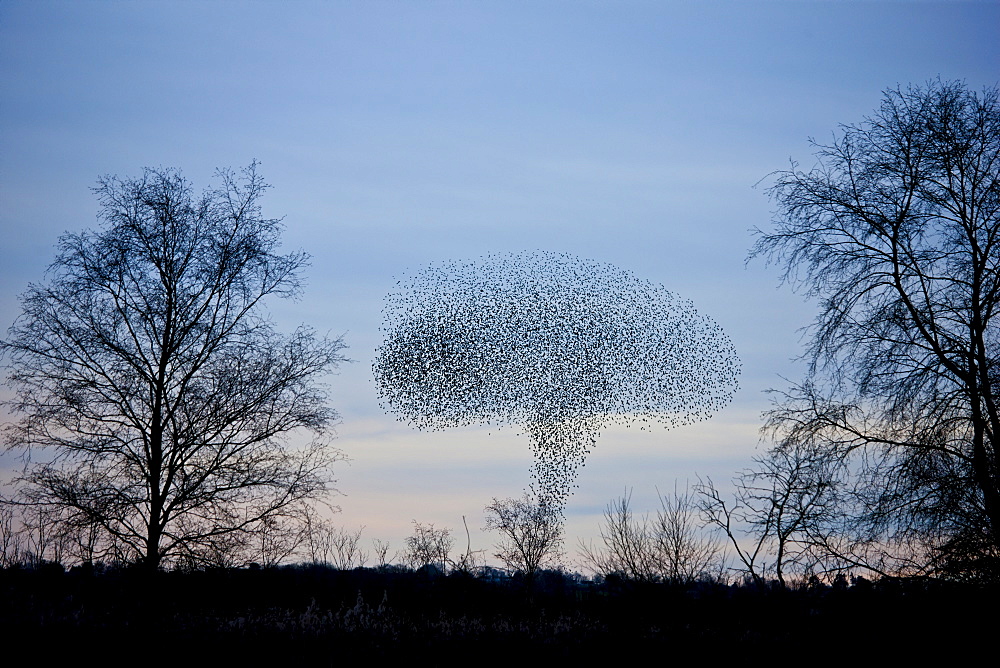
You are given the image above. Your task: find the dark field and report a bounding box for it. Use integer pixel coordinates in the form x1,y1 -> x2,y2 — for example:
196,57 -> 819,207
2,565 -> 988,666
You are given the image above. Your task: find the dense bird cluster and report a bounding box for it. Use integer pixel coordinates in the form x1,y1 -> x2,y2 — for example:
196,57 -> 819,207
373,251 -> 740,507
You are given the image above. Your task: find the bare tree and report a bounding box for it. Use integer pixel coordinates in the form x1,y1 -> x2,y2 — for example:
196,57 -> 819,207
0,163 -> 348,571
580,487 -> 723,583
371,538 -> 393,569
0,504 -> 24,568
696,445 -> 839,587
449,516 -> 485,575
298,503 -> 369,570
579,492 -> 656,580
18,504 -> 70,567
326,526 -> 368,570
752,80 -> 1000,578
696,478 -> 770,587
485,493 -> 563,578
403,521 -> 453,572
250,511 -> 309,568
652,483 -> 725,584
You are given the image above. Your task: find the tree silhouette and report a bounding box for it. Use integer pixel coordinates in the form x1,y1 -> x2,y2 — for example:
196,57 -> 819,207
373,251 -> 740,507
1,163 -> 347,570
753,80 -> 1000,577
581,486 -> 724,583
485,493 -> 564,578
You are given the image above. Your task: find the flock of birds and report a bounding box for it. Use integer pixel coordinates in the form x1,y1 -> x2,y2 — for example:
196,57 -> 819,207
373,251 -> 740,508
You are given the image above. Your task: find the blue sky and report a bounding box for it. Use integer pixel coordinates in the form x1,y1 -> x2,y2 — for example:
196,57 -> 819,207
1,0 -> 998,563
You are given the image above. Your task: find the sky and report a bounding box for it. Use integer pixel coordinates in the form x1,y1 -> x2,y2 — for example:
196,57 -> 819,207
1,0 -> 998,567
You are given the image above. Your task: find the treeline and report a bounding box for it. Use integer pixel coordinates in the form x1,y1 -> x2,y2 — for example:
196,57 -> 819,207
4,482 -> 999,587
1,561 -> 992,665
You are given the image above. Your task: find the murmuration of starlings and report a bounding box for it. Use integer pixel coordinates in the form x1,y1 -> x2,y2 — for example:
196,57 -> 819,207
373,251 -> 740,508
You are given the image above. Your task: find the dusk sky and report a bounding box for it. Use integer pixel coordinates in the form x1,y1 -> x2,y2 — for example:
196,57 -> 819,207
2,1 -> 998,565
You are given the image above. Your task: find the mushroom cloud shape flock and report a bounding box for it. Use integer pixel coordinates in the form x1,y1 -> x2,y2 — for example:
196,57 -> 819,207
373,251 -> 741,506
